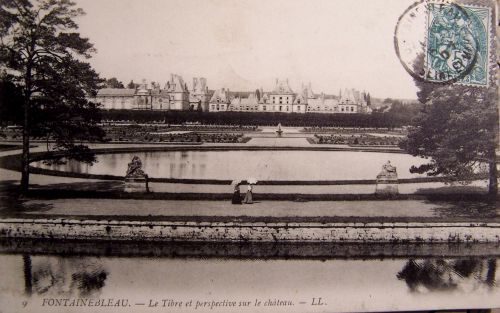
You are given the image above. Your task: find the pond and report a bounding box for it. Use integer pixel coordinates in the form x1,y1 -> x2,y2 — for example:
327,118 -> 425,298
0,246 -> 498,313
32,150 -> 429,181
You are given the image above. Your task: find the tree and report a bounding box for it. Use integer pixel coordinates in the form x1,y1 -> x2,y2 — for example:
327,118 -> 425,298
105,77 -> 124,88
127,80 -> 137,89
0,78 -> 23,126
0,0 -> 104,193
401,82 -> 498,195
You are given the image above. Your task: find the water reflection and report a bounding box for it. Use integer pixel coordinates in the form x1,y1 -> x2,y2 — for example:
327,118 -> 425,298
397,258 -> 496,292
1,246 -> 498,312
23,255 -> 32,295
15,253 -> 500,300
24,255 -> 108,298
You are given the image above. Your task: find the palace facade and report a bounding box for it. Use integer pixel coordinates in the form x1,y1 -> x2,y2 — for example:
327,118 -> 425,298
92,75 -> 372,114
90,75 -> 209,111
209,79 -> 372,114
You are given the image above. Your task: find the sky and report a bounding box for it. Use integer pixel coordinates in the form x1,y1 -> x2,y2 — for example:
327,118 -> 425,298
74,0 -> 419,99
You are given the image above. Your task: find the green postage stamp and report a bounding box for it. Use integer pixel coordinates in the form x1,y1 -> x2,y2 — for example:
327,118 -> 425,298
425,2 -> 491,86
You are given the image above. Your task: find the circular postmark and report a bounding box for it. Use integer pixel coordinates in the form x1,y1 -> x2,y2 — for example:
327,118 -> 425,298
394,0 -> 482,85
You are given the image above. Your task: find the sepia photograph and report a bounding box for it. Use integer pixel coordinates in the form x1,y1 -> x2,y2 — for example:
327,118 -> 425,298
0,0 -> 499,312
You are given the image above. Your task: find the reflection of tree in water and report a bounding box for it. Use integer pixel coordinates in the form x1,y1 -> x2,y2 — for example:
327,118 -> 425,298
397,258 -> 496,292
27,256 -> 108,297
71,269 -> 108,297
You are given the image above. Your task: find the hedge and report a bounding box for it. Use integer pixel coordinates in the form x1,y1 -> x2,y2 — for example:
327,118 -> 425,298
99,110 -> 410,128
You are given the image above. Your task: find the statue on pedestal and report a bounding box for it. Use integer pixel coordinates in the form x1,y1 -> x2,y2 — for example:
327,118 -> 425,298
124,156 -> 149,192
376,160 -> 398,195
377,160 -> 397,180
126,156 -> 146,178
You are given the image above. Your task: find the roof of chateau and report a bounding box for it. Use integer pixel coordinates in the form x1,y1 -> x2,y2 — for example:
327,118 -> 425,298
97,88 -> 136,97
166,74 -> 188,93
231,92 -> 259,107
270,79 -> 294,94
293,93 -> 307,104
340,88 -> 364,104
210,88 -> 231,103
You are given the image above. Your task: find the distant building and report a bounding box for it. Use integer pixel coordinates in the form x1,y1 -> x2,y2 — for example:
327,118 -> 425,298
91,75 -> 372,114
92,88 -> 136,110
164,74 -> 190,110
230,92 -> 259,112
267,79 -> 296,113
189,77 -> 210,111
135,81 -> 152,110
337,88 -> 372,114
209,88 -> 231,112
225,81 -> 371,114
92,74 -> 205,111
307,93 -> 338,113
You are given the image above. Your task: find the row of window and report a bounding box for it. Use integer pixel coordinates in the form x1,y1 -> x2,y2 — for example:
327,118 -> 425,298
307,106 -> 356,112
100,97 -> 134,104
271,95 -> 293,105
211,104 -> 226,111
99,96 -> 188,103
209,105 -> 358,113
210,105 -> 307,112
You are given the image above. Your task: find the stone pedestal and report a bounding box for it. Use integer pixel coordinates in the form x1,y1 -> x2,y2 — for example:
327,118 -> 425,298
375,161 -> 399,195
124,176 -> 149,193
124,156 -> 149,193
375,176 -> 399,195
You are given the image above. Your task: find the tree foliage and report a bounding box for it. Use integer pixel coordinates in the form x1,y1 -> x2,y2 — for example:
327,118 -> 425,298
400,81 -> 498,193
105,77 -> 124,88
126,80 -> 137,89
0,0 -> 104,192
0,78 -> 23,125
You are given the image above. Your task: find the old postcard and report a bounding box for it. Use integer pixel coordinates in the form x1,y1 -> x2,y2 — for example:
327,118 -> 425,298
0,0 -> 499,312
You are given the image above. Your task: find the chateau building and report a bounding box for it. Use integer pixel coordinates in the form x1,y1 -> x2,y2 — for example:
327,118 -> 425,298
267,79 -> 297,113
208,88 -> 231,112
190,77 -> 210,111
92,75 -> 371,114
92,88 -> 136,110
229,92 -> 259,112
92,74 -> 208,111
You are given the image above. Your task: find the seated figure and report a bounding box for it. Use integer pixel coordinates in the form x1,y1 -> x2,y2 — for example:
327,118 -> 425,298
377,160 -> 398,180
382,160 -> 396,173
126,156 -> 146,178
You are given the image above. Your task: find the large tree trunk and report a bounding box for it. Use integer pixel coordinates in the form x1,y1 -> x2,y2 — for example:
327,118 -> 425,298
20,60 -> 32,195
488,149 -> 498,196
20,95 -> 30,194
